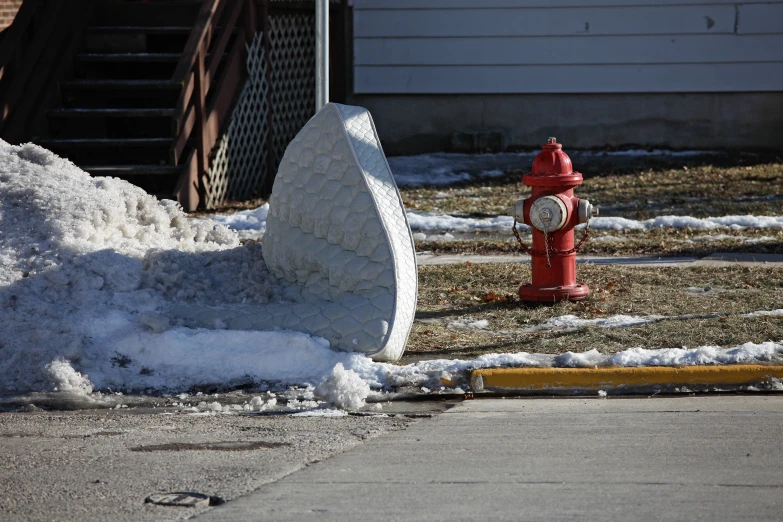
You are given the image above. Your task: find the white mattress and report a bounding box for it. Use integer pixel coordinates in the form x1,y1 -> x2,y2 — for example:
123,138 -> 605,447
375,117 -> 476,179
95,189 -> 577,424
170,103 -> 417,361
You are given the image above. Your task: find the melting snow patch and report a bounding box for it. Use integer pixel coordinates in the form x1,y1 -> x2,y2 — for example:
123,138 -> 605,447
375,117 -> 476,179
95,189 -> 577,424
745,236 -> 777,244
524,315 -> 661,332
742,309 -> 783,318
385,150 -> 722,188
292,408 -> 348,417
555,349 -> 605,368
386,152 -> 536,187
447,319 -> 490,330
407,212 -> 516,232
688,234 -> 738,242
608,342 -> 781,367
591,235 -> 631,243
404,212 -> 783,233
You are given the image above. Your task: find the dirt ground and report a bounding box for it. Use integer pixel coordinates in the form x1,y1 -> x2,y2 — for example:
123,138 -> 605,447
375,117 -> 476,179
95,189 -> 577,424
402,263 -> 783,361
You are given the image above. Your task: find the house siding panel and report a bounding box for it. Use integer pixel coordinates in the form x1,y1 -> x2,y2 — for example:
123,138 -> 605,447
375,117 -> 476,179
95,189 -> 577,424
353,1 -> 783,94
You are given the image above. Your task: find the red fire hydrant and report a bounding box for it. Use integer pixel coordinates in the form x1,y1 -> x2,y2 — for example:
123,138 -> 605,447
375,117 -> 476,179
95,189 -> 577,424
512,138 -> 598,302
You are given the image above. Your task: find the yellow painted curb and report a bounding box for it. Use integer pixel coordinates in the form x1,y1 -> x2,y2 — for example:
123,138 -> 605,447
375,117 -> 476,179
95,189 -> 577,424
471,365 -> 783,391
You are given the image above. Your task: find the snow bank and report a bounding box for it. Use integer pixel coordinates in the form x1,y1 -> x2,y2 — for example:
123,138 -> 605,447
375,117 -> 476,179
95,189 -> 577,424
0,141 -> 310,394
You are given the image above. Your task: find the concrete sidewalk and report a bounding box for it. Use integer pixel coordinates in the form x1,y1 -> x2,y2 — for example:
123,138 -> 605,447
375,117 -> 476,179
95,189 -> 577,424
197,396 -> 783,522
416,252 -> 783,267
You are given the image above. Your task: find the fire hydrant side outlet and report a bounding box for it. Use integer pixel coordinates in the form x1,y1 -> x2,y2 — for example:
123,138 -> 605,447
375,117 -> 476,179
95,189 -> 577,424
516,138 -> 591,303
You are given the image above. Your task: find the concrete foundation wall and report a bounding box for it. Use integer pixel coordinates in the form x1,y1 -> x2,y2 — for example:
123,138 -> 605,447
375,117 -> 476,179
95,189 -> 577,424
349,93 -> 783,155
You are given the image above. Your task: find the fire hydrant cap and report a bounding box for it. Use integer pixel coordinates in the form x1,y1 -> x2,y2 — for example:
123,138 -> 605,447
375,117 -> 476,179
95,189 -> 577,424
523,137 -> 583,187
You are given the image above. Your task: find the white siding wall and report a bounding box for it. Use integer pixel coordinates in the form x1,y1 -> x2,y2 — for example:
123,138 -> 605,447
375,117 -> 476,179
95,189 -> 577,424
352,0 -> 783,94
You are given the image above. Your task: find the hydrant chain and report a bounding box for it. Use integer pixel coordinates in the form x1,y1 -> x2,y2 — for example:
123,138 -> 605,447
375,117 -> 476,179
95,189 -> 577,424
512,218 -> 591,260
543,230 -> 551,268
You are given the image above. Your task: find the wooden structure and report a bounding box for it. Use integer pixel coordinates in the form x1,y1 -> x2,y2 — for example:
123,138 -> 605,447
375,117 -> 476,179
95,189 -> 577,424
0,0 -> 350,211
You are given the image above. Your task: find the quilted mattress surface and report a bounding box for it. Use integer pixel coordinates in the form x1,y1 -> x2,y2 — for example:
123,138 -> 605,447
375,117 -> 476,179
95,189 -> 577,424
171,103 -> 417,361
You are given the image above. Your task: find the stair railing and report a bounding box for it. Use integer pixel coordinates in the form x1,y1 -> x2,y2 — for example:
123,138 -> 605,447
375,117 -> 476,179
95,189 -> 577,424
0,0 -> 94,143
171,0 -> 258,211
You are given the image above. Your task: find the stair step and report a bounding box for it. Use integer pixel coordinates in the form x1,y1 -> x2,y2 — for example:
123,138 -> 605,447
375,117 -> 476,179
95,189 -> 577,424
77,53 -> 182,63
83,165 -> 181,176
38,138 -> 171,147
86,26 -> 192,35
65,80 -> 179,89
95,2 -> 201,27
50,108 -> 175,118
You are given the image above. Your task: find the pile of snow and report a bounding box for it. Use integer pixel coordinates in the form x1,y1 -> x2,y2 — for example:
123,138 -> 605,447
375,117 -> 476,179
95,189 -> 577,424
0,141 -> 305,394
45,359 -> 93,394
208,203 -> 269,241
314,363 -> 370,410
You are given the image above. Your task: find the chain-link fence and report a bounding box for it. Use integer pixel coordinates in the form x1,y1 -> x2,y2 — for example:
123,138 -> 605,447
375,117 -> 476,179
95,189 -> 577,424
206,0 -> 344,209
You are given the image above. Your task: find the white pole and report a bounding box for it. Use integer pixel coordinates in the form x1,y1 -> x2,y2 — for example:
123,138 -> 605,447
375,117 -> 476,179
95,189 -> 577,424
315,0 -> 329,112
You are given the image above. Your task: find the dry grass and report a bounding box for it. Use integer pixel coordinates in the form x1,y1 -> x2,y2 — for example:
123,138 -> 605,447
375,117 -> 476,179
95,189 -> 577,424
401,161 -> 783,219
400,263 -> 783,363
402,157 -> 783,257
